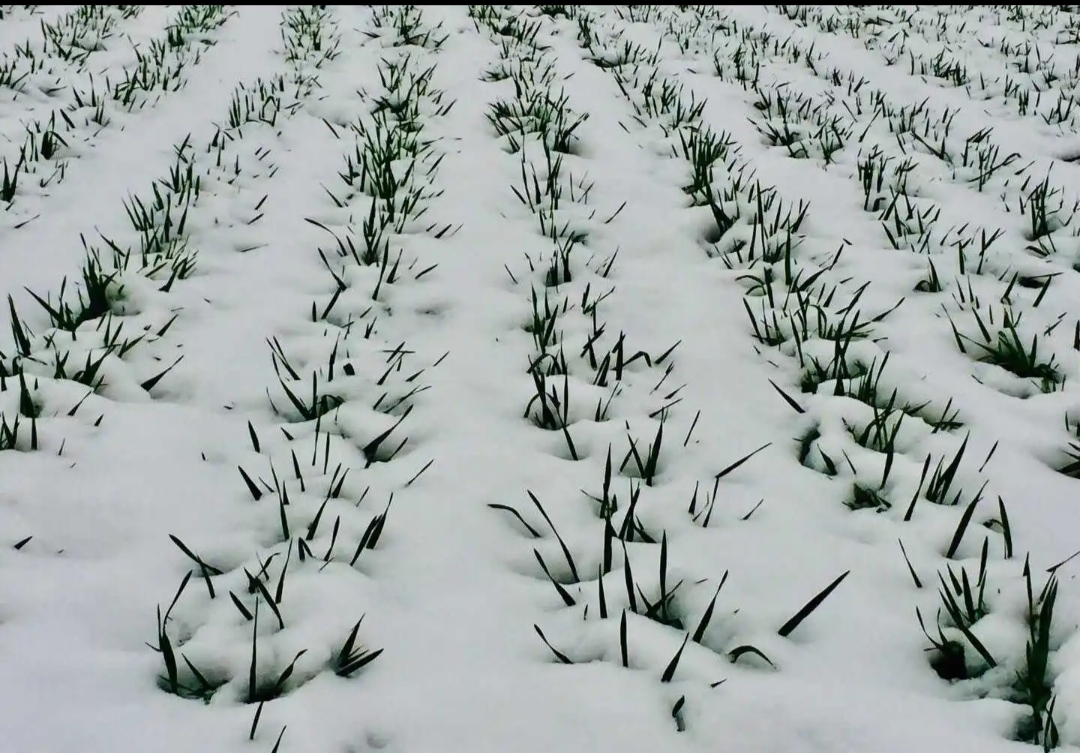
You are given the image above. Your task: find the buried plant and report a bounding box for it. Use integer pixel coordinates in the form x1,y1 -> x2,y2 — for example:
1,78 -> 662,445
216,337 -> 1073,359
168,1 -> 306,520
914,549 -> 1065,749
154,571 -> 383,705
1013,559 -> 1062,750
948,307 -> 1063,392
332,615 -> 384,678
22,249 -> 121,333
1053,413 -> 1080,478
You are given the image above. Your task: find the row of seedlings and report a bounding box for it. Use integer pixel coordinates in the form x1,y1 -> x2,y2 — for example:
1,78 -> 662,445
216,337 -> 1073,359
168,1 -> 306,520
570,4 -> 889,733
739,5 -> 1080,236
772,5 -> 1080,134
745,6 -> 1080,491
0,130 -> 196,550
713,8 -> 1045,322
775,5 -> 979,76
476,6 -> 861,734
473,5 -> 706,729
663,6 -> 1079,748
2,6 -> 330,560
0,4 -> 145,206
152,6 -> 451,748
0,5 -> 139,97
149,0 -> 347,730
718,0 -> 1074,732
0,5 -> 237,217
675,4 -> 1080,481
908,6 -> 1078,126
802,39 -> 1080,753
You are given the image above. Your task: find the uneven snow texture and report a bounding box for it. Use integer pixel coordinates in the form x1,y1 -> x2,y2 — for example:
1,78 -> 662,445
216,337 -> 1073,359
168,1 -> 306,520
3,4 -> 1080,753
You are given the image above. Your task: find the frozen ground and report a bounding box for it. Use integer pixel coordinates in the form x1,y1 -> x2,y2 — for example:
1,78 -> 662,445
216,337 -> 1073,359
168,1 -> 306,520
2,4 -> 1080,752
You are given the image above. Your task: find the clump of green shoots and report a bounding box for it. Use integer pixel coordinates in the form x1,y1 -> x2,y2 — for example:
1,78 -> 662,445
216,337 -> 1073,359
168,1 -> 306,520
1013,558 -> 1062,750
947,305 -> 1063,393
917,540 -> 995,681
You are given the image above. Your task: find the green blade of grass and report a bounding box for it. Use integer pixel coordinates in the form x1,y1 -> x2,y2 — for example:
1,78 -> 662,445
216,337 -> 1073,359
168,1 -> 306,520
777,570 -> 851,638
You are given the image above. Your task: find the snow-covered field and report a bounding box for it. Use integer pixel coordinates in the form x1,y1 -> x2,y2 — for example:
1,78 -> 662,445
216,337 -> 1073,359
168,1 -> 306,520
5,4 -> 1080,751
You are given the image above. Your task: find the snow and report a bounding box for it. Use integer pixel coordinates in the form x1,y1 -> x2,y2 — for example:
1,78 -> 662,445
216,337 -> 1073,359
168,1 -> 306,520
2,4 -> 1080,753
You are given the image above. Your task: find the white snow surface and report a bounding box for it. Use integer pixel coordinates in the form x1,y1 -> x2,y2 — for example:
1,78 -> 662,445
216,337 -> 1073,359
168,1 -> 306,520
1,4 -> 1080,753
